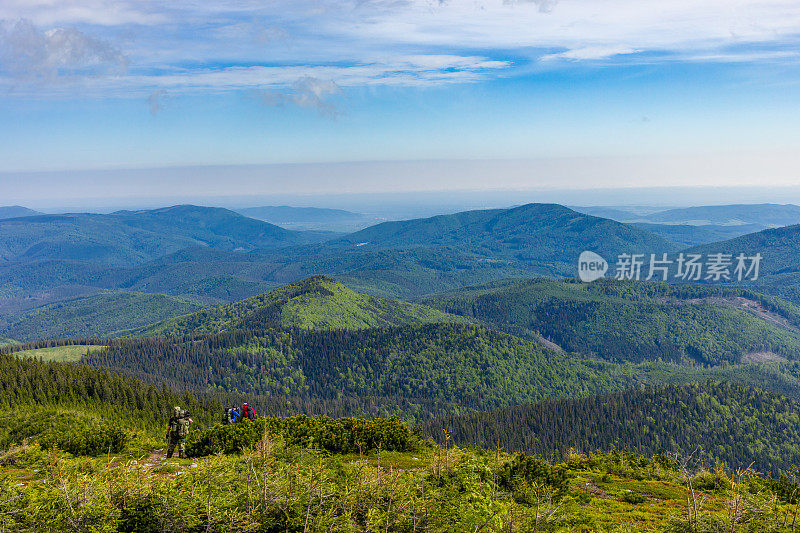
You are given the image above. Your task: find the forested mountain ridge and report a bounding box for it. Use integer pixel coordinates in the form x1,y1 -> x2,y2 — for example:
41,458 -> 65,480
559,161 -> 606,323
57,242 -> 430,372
0,291 -> 207,341
0,202 -> 685,312
423,381 -> 800,474
688,223 -> 800,304
84,324 -> 631,418
331,203 -> 676,256
131,275 -> 467,336
419,277 -> 800,364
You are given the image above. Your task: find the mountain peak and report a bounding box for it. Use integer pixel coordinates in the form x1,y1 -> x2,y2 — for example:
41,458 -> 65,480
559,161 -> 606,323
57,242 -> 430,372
131,276 -> 464,336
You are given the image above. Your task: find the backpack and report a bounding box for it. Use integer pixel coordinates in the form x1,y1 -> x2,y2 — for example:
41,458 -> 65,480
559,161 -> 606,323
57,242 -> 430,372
242,403 -> 256,421
222,408 -> 233,425
177,417 -> 190,438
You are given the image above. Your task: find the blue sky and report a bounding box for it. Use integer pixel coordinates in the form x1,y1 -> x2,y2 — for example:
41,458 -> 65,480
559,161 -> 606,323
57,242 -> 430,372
2,0 -> 800,204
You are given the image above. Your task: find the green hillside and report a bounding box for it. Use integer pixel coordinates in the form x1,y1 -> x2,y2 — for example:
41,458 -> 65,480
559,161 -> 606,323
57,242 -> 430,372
419,278 -> 800,364
0,291 -> 206,341
133,275 -> 467,336
86,324 -> 635,419
686,223 -> 800,305
424,381 -> 800,474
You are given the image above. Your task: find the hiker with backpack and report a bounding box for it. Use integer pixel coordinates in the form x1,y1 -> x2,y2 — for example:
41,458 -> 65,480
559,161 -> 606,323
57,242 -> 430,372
166,406 -> 193,458
242,403 -> 256,421
222,406 -> 241,425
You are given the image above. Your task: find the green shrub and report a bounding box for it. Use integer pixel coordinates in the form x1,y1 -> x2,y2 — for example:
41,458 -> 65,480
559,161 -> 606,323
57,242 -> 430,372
620,491 -> 647,504
498,453 -> 571,494
186,414 -> 418,457
39,425 -> 129,456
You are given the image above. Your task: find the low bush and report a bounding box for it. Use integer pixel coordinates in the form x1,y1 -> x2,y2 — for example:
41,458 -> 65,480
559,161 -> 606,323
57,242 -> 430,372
39,424 -> 129,456
186,414 -> 419,457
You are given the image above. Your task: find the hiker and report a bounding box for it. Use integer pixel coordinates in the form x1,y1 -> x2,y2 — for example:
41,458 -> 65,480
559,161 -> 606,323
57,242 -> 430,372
166,406 -> 193,458
222,406 -> 241,425
242,402 -> 256,421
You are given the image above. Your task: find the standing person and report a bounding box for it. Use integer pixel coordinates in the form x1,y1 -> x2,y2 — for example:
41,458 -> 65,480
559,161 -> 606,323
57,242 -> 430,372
242,403 -> 256,421
166,406 -> 193,458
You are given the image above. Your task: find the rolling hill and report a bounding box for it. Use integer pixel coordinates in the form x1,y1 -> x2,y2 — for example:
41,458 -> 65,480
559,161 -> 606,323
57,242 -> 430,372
132,275 -> 468,336
0,205 -> 326,267
0,291 -> 207,341
0,206 -> 41,220
647,203 -> 800,226
632,222 -> 764,247
419,277 -> 800,364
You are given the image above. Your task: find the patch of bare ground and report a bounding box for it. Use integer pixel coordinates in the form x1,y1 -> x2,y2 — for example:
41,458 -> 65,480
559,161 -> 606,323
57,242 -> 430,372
741,351 -> 787,364
537,335 -> 565,353
658,295 -> 798,332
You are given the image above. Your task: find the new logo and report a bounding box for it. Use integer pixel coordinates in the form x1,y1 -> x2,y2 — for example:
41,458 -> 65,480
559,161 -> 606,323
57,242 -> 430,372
578,251 -> 608,282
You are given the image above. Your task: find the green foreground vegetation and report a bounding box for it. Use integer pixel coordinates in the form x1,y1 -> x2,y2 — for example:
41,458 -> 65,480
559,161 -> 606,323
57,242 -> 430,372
3,409 -> 800,532
2,337 -> 800,530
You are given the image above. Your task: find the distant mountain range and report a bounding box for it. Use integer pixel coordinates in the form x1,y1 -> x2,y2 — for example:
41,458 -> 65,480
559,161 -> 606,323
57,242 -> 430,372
235,205 -> 383,232
5,201 -> 800,330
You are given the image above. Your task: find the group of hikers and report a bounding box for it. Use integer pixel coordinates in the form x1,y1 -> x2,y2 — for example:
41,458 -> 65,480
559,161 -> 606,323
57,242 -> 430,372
165,403 -> 257,458
222,403 -> 257,425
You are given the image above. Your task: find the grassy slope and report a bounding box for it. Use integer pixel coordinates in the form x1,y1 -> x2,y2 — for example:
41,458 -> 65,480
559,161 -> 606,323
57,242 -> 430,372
12,344 -> 106,362
419,277 -> 800,364
133,275 -> 468,336
0,291 -> 206,341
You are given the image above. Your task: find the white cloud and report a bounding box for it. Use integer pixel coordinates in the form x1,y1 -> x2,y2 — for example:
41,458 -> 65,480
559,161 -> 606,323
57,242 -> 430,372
0,18 -> 127,80
255,77 -> 343,116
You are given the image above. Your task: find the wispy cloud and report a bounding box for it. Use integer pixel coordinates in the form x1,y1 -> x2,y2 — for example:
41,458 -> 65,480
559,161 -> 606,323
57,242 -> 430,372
541,45 -> 639,61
